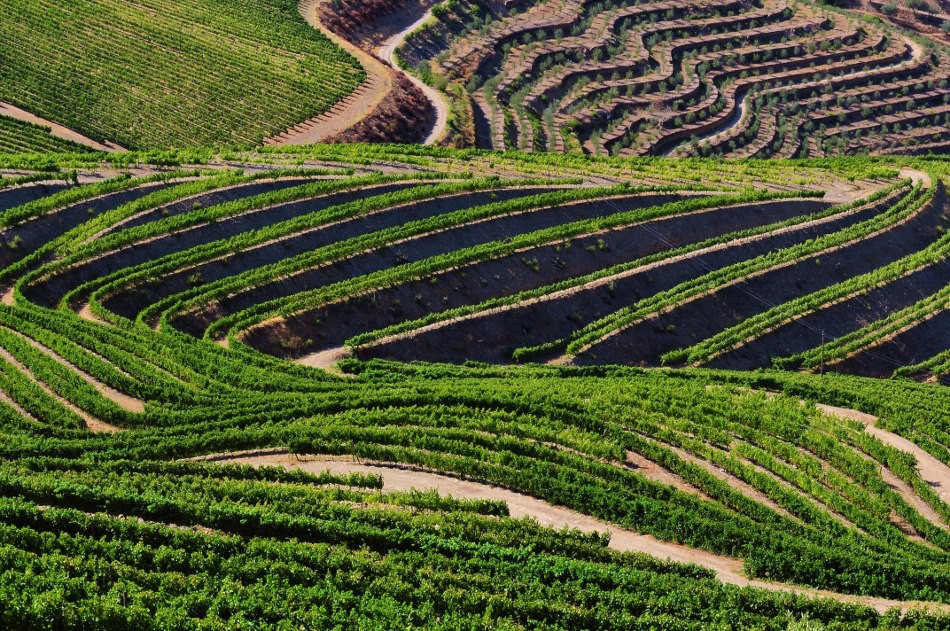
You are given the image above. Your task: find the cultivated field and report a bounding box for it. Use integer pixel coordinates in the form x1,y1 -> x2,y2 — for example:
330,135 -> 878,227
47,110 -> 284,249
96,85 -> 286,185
1,0 -> 949,622
4,147 -> 940,380
0,0 -> 364,149
0,148 -> 947,628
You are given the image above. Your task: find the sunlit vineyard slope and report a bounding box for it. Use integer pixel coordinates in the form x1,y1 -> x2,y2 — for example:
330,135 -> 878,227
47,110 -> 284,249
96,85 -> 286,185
0,0 -> 364,149
0,147 -> 948,629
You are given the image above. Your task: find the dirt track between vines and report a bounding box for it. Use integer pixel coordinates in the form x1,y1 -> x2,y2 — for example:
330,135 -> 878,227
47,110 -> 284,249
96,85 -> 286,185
377,7 -> 448,144
209,440 -> 950,615
266,0 -> 393,145
6,326 -> 144,414
818,403 -> 950,511
0,101 -> 124,152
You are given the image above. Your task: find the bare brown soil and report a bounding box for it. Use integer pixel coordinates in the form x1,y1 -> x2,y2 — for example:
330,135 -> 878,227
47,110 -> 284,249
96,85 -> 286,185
213,451 -> 950,615
377,6 -> 449,144
624,450 -> 712,500
265,0 -> 393,145
321,0 -> 435,49
327,73 -> 435,145
268,0 -> 442,145
83,417 -> 125,434
77,302 -> 109,325
861,0 -> 950,46
295,346 -> 353,376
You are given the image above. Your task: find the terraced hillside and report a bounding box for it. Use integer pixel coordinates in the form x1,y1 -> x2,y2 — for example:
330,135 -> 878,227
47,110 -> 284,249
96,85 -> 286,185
8,146 -> 942,380
0,147 -> 948,628
398,0 -> 950,157
0,0 -> 364,149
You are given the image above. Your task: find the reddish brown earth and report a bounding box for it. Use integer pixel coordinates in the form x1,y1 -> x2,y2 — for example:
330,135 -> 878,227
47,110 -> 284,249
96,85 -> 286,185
266,0 -> 440,145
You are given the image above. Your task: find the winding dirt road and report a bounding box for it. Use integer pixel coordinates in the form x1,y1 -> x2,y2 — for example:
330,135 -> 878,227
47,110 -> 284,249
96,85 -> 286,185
266,0 -> 393,145
817,403 -> 950,509
0,101 -> 125,152
208,448 -> 950,615
267,0 -> 445,145
377,9 -> 449,145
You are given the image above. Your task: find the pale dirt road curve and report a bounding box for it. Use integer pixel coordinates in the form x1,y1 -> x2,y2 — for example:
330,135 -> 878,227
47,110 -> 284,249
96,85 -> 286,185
899,167 -> 932,189
210,450 -> 950,614
76,302 -> 109,325
265,0 -> 394,145
377,9 -> 448,145
817,403 -> 950,510
267,0 -> 445,145
0,101 -> 125,152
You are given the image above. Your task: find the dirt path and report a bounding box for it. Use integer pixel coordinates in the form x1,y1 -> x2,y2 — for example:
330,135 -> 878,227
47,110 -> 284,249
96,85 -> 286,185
265,0 -> 394,145
0,101 -> 125,152
817,403 -> 950,511
624,450 -> 712,500
76,302 -> 109,325
899,167 -> 932,189
377,9 -> 448,144
209,451 -> 949,614
295,345 -> 353,376
7,327 -> 145,413
0,343 -> 124,433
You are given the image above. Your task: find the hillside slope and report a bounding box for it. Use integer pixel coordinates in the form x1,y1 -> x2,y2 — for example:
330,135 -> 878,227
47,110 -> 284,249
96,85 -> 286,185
0,147 -> 947,628
395,0 -> 950,157
0,0 -> 364,149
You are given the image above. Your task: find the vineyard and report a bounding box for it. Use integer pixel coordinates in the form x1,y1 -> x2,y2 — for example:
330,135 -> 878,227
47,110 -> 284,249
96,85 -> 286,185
0,116 -> 93,156
0,0 -> 364,149
396,0 -> 950,157
0,146 -> 947,627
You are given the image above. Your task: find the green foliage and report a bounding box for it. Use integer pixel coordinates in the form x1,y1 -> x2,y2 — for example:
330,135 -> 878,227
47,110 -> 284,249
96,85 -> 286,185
0,0 -> 363,148
0,148 -> 944,628
0,115 -> 92,154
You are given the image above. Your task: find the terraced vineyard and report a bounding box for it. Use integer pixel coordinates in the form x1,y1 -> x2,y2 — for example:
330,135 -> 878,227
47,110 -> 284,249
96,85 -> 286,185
398,0 -> 950,157
0,146 -> 948,627
0,0 -> 364,149
9,146 -> 936,380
